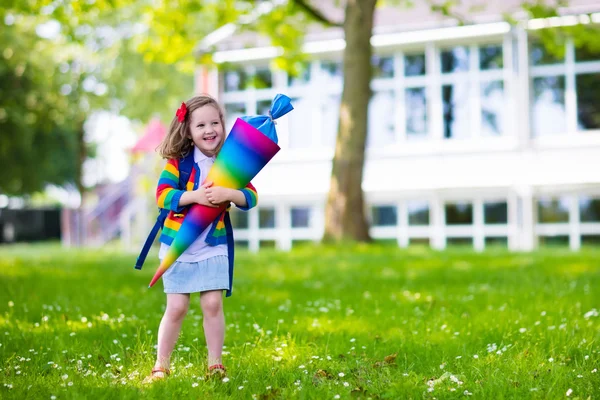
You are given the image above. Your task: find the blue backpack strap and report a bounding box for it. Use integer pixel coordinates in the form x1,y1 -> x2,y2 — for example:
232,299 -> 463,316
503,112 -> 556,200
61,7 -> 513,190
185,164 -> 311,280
134,208 -> 169,270
134,151 -> 195,270
178,150 -> 195,189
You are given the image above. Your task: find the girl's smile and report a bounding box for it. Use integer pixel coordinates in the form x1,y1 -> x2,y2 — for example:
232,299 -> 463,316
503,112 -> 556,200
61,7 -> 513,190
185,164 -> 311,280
189,105 -> 225,157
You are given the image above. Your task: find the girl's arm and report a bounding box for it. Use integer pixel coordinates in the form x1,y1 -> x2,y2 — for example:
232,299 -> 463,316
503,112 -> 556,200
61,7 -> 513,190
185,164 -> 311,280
156,159 -> 187,212
156,159 -> 216,210
205,182 -> 258,210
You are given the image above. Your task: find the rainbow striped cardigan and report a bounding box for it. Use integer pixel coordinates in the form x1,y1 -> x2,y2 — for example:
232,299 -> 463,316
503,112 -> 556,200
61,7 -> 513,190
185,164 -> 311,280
156,157 -> 258,247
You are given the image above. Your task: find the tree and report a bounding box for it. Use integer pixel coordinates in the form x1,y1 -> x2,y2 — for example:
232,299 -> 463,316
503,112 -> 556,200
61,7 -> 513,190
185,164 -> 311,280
0,2 -> 196,196
125,0 -> 600,243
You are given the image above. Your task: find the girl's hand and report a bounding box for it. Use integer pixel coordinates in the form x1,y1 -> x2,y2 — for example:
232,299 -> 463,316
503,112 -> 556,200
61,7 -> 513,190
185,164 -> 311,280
193,184 -> 218,207
204,182 -> 232,206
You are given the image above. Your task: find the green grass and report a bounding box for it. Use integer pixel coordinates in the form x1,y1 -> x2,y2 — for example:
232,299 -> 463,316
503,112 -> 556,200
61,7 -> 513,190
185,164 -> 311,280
0,243 -> 599,399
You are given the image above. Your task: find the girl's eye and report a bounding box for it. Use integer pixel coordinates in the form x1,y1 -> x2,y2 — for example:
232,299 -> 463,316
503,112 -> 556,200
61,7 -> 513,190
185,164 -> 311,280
212,121 -> 220,125
198,124 -> 204,128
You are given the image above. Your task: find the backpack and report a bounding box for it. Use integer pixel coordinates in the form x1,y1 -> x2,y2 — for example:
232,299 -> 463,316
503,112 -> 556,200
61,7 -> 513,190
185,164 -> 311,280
134,151 -> 195,270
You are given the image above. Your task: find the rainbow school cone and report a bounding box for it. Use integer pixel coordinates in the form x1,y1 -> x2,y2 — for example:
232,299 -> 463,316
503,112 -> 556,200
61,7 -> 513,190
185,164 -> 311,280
148,94 -> 293,288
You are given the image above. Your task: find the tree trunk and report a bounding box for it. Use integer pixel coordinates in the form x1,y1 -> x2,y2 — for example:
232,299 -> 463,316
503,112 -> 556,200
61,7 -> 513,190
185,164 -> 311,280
323,0 -> 376,243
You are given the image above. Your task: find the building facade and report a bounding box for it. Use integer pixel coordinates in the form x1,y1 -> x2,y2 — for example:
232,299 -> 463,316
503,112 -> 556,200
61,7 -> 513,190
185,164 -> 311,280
195,2 -> 600,252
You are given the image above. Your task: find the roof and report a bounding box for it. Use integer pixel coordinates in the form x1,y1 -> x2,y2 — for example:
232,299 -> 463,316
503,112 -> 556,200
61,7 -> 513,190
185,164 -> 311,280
197,0 -> 600,54
131,118 -> 166,153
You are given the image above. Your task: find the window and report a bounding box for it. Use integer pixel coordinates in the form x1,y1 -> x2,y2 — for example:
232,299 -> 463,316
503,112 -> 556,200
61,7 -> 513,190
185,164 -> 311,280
539,235 -> 569,247
530,41 -> 600,136
235,240 -> 249,248
223,68 -> 249,92
484,202 -> 508,224
230,210 -> 249,229
576,73 -> 600,130
441,47 -> 470,73
224,103 -> 246,131
372,55 -> 394,78
372,205 -> 397,227
322,95 -> 340,148
580,196 -> 600,222
407,201 -> 429,226
442,83 -> 470,139
479,45 -> 503,70
291,207 -> 311,228
445,202 -> 473,225
481,81 -> 505,136
581,235 -> 600,246
530,42 -> 564,66
259,208 -> 275,228
253,67 -> 272,89
404,53 -> 426,76
321,60 -> 343,80
532,76 -> 566,136
409,237 -> 430,246
576,46 -> 600,62
257,100 -> 271,116
537,197 -> 569,223
405,87 -> 428,138
288,97 -> 313,149
368,91 -> 395,147
288,63 -> 311,87
485,237 -> 508,247
447,237 -> 473,246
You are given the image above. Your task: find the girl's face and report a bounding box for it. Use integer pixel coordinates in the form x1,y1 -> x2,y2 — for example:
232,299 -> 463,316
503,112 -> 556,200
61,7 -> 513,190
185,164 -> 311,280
188,105 -> 225,157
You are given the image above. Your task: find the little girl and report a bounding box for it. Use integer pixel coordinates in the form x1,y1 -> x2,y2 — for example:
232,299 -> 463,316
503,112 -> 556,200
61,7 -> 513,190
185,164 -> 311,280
144,95 -> 258,382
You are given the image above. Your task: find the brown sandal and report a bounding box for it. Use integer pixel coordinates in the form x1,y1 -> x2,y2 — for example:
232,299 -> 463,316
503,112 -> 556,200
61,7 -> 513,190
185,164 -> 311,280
142,367 -> 170,384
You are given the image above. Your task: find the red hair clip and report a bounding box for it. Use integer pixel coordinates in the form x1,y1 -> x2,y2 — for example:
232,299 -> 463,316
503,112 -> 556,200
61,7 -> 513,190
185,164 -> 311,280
176,102 -> 187,122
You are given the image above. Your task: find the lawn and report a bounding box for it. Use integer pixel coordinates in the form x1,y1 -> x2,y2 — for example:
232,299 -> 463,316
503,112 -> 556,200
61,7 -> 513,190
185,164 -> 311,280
0,243 -> 599,399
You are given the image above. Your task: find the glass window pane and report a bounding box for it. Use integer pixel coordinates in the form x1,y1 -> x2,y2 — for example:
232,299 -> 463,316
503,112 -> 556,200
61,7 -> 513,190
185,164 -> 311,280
484,202 -> 508,224
530,42 -> 564,66
372,55 -> 394,78
288,97 -> 313,149
235,240 -> 249,248
576,73 -> 600,130
321,60 -> 343,80
259,208 -> 275,228
257,100 -> 271,116
575,45 -> 600,62
291,207 -> 311,228
223,68 -> 249,92
539,235 -> 569,247
372,205 -> 397,227
532,76 -> 566,136
581,235 -> 600,246
230,210 -> 249,229
407,201 -> 429,226
405,87 -> 428,138
288,63 -> 311,87
253,67 -> 272,89
580,196 -> 600,222
445,202 -> 473,225
409,237 -> 430,246
447,237 -> 473,246
224,103 -> 245,131
537,197 -> 569,223
443,83 -> 470,139
441,47 -> 470,73
322,95 -> 339,147
368,91 -> 395,147
481,81 -> 505,136
485,237 -> 508,247
479,45 -> 503,70
405,53 -> 426,76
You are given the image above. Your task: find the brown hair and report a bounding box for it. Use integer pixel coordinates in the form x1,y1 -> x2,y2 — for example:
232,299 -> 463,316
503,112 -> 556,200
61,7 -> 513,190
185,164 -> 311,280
157,95 -> 226,159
